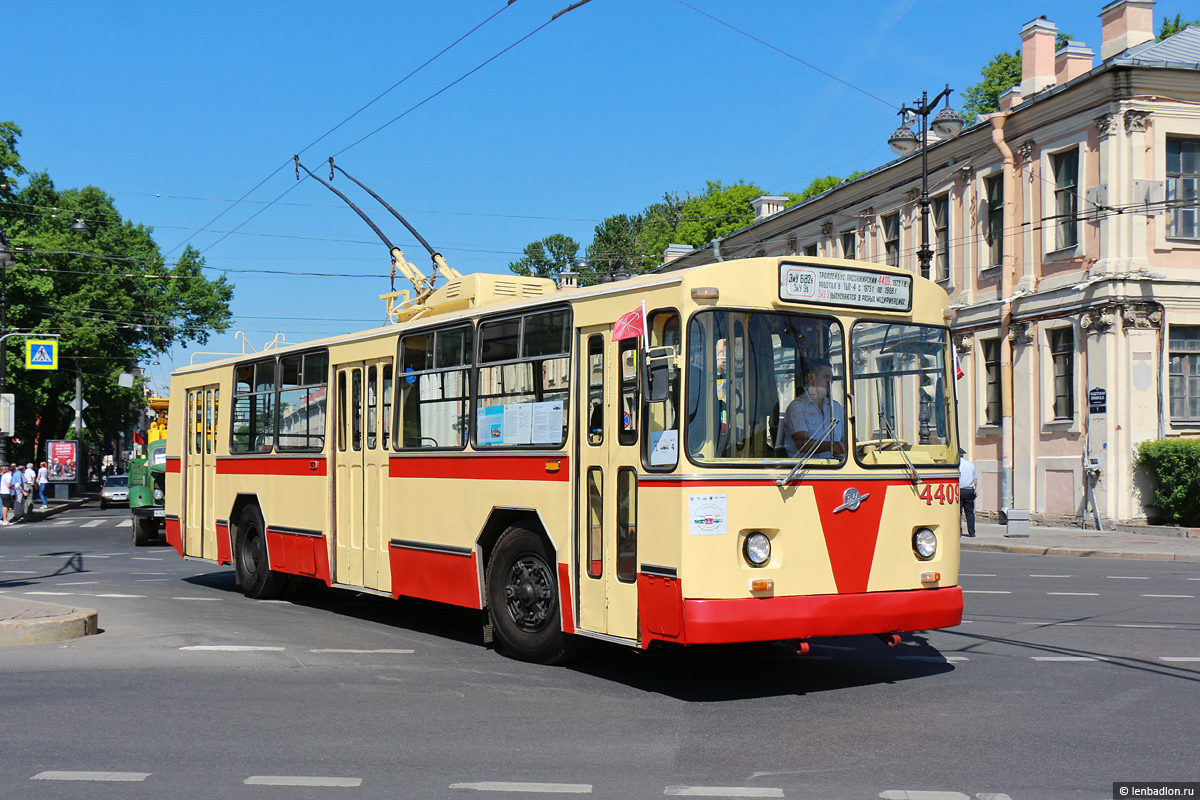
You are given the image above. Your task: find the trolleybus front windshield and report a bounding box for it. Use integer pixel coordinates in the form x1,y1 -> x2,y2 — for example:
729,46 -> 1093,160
685,310 -> 846,465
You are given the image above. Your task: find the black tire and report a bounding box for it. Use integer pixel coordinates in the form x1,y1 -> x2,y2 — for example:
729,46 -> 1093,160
234,505 -> 287,599
100,500 -> 108,510
486,524 -> 569,664
132,515 -> 154,547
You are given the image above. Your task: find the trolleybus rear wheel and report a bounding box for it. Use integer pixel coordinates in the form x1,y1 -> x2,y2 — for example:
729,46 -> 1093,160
234,505 -> 287,599
486,525 -> 568,664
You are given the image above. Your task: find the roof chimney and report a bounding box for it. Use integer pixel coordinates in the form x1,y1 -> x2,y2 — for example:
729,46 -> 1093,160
662,243 -> 692,265
1100,0 -> 1155,61
1020,16 -> 1058,97
1000,86 -> 1023,111
1055,40 -> 1095,83
751,195 -> 788,222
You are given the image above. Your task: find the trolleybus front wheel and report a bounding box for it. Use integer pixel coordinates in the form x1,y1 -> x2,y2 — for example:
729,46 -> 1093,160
486,525 -> 569,664
132,515 -> 155,547
234,505 -> 287,599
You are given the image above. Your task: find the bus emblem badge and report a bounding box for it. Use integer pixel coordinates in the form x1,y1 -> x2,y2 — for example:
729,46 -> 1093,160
833,488 -> 869,514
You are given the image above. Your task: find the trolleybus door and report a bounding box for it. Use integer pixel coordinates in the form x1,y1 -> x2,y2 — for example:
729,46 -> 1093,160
575,326 -> 640,642
184,385 -> 219,560
333,359 -> 393,592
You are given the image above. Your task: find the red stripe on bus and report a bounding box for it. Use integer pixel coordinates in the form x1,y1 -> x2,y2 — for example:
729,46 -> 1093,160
558,563 -> 574,634
215,521 -> 232,566
670,586 -> 963,646
389,455 -> 570,482
265,528 -> 331,584
216,457 -> 328,477
165,457 -> 181,474
389,544 -> 481,609
165,517 -> 183,556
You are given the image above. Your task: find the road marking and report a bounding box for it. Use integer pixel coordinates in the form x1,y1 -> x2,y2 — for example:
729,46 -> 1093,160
170,596 -> 220,601
879,791 -> 970,800
1029,574 -> 1072,578
1031,656 -> 1106,662
1141,594 -> 1194,599
132,557 -> 163,561
450,782 -> 593,793
25,591 -> 73,596
1107,575 -> 1150,580
95,593 -> 145,598
1047,592 -> 1099,596
959,573 -> 996,577
95,553 -> 126,556
309,648 -> 415,654
1117,623 -> 1176,629
118,520 -> 131,528
32,771 -> 150,782
80,520 -> 105,528
52,520 -> 71,525
245,776 -> 362,787
54,581 -> 99,586
963,590 -> 1010,594
1159,657 -> 1200,662
180,645 -> 286,651
664,787 -> 784,797
136,579 -> 170,582
2,570 -> 37,574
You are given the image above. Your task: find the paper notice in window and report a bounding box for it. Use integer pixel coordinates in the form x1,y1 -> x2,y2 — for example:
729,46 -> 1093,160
530,400 -> 564,443
477,405 -> 504,445
503,403 -> 532,444
648,430 -> 678,466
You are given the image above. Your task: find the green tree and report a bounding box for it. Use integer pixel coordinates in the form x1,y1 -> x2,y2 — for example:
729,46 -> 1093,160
786,175 -> 842,207
1158,13 -> 1199,40
960,50 -> 1022,121
584,213 -> 642,281
0,125 -> 234,465
507,233 -> 580,278
0,122 -> 26,201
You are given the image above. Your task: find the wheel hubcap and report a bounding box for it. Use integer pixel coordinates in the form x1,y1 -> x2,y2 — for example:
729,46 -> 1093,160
504,555 -> 553,633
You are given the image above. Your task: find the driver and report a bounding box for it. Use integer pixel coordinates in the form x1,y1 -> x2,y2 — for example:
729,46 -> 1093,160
780,357 -> 844,458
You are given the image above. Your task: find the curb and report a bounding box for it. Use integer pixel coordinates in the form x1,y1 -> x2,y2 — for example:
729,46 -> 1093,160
962,541 -> 1200,563
0,599 -> 98,646
22,497 -> 90,523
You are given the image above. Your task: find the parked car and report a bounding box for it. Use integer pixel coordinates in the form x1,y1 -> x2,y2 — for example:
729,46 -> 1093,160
128,440 -> 166,546
99,475 -> 129,510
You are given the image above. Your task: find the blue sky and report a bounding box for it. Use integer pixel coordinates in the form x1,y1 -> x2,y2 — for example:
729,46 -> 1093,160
6,0 -> 1188,392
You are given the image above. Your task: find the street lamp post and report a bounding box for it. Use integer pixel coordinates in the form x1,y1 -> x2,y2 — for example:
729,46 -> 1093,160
0,227 -> 13,466
887,85 -> 964,279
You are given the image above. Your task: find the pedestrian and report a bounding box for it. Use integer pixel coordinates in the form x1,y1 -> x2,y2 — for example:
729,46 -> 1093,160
10,465 -> 26,524
36,461 -> 48,510
23,463 -> 36,518
0,464 -> 12,525
959,448 -> 977,538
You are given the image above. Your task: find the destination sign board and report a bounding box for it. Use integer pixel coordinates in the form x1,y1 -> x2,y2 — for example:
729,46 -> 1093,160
779,263 -> 913,312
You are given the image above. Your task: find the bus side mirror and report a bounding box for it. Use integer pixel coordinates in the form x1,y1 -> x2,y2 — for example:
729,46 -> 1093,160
642,346 -> 674,403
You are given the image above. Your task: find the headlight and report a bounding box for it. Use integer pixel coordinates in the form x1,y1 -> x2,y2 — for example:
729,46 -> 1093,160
912,528 -> 937,560
743,532 -> 771,567
153,489 -> 164,501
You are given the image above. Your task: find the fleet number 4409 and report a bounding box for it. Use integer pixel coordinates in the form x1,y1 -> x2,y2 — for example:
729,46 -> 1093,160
919,482 -> 958,505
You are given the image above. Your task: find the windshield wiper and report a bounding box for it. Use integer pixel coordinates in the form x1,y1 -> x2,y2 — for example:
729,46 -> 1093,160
878,412 -> 922,487
777,417 -> 840,487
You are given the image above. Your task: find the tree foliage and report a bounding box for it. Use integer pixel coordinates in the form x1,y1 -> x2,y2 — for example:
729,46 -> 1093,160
0,122 -> 234,465
0,122 -> 26,201
1158,13 -> 1199,40
507,233 -> 580,278
960,50 -> 1022,122
1134,438 -> 1200,525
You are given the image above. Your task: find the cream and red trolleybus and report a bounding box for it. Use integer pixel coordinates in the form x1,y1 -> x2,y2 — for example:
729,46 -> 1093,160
165,254 -> 962,663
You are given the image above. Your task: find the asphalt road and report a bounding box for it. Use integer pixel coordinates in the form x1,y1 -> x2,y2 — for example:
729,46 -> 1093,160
1,507 -> 1197,800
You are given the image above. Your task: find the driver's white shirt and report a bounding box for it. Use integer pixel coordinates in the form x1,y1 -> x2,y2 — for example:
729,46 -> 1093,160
780,392 -> 844,457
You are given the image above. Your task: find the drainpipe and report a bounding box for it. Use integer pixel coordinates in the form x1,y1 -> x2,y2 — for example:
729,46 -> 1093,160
712,237 -> 724,262
989,113 -> 1021,530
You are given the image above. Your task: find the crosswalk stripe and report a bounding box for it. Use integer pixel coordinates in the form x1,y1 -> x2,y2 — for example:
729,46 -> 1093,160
245,776 -> 361,787
81,519 -> 105,528
118,519 -> 132,528
33,771 -> 150,782
450,782 -> 592,793
664,787 -> 783,797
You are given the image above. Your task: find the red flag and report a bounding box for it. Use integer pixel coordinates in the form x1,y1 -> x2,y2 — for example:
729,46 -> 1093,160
132,430 -> 145,445
612,305 -> 645,342
954,347 -> 964,380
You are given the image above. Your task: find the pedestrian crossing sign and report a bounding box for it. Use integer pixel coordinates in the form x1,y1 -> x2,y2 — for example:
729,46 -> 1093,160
26,339 -> 58,370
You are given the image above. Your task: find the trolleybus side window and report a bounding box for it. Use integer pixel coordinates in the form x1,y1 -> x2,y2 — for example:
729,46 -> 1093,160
616,467 -> 637,582
381,363 -> 393,449
586,335 -> 604,446
475,308 -> 570,448
643,309 -> 680,470
586,466 -> 602,578
337,371 -> 347,452
686,311 -> 844,464
231,359 -> 278,453
277,350 -> 328,452
366,365 -> 378,449
351,369 -> 363,451
617,338 -> 638,446
397,324 -> 472,449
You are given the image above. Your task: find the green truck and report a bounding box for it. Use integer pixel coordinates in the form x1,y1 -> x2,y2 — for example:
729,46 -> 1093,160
128,439 -> 166,546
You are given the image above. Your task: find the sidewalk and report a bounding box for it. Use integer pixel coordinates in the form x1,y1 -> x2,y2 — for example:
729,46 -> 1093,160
963,519 -> 1200,563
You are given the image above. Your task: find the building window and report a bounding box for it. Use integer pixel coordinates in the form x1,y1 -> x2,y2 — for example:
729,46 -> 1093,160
786,236 -> 797,255
984,175 -> 1003,267
930,195 -> 949,282
1169,326 -> 1200,421
1050,328 -> 1074,420
841,229 -> 856,260
882,212 -> 900,269
1052,149 -> 1079,250
803,243 -> 818,257
1167,138 -> 1199,240
982,338 -> 1001,426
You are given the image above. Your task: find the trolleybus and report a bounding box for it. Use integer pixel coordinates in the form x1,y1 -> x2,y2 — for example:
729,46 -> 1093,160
165,254 -> 962,663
